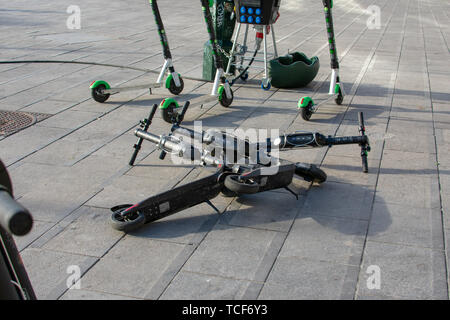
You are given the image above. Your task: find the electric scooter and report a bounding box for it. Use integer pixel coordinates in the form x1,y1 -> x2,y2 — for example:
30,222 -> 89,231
297,0 -> 345,121
89,0 -> 184,103
110,102 -> 370,232
158,0 -> 235,124
0,160 -> 36,300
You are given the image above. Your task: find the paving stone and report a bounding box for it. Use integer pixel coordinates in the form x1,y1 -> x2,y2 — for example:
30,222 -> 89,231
127,201 -> 225,245
20,99 -> 80,114
43,206 -> 123,257
7,162 -> 67,198
321,154 -> 379,188
368,202 -> 444,249
219,191 -> 302,232
20,248 -> 98,300
375,173 -> 440,209
13,219 -> 55,252
356,241 -> 448,299
0,125 -> 70,166
258,257 -> 359,300
79,237 -> 185,298
36,110 -> 101,129
160,271 -> 253,300
183,224 -> 281,282
300,181 -> 374,220
279,215 -> 367,266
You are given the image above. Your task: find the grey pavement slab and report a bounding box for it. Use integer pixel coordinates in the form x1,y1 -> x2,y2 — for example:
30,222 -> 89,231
43,206 -> 123,257
79,236 -> 186,299
182,223 -> 282,282
375,172 -> 440,209
258,257 -> 359,300
279,215 -> 368,267
0,125 -> 71,166
300,181 -> 374,220
368,202 -> 444,249
160,271 -> 254,300
356,241 -> 448,300
20,247 -> 98,300
219,191 -> 302,233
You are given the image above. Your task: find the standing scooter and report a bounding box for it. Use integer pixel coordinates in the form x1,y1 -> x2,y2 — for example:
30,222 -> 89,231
158,0 -> 235,124
90,0 -> 184,103
297,0 -> 345,121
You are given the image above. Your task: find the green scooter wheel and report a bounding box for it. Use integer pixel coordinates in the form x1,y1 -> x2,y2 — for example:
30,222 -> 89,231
91,84 -> 110,103
167,75 -> 184,95
218,85 -> 233,107
335,85 -> 344,105
300,101 -> 314,121
159,98 -> 180,124
161,103 -> 178,124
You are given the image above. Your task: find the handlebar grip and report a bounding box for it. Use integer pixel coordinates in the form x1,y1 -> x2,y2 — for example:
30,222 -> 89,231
0,188 -> 33,236
326,135 -> 367,145
159,150 -> 167,160
129,145 -> 140,166
358,112 -> 365,131
361,152 -> 369,173
149,104 -> 158,122
178,101 -> 190,123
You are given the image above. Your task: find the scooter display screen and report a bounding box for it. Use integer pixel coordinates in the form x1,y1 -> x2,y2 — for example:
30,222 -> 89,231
241,0 -> 261,7
235,0 -> 280,25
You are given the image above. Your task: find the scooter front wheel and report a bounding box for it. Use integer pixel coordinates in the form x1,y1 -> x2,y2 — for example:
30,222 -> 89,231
168,76 -> 184,95
335,86 -> 344,105
295,163 -> 327,184
110,205 -> 145,232
218,85 -> 233,107
91,84 -> 110,103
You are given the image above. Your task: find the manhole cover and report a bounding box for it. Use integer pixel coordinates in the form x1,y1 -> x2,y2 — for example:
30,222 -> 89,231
0,110 -> 51,137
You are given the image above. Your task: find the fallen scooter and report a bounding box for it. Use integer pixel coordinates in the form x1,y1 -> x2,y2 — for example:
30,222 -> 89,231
109,102 -> 370,232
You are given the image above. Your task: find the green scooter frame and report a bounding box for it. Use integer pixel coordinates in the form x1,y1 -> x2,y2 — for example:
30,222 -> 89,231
159,0 -> 234,124
90,0 -> 184,103
298,0 -> 345,121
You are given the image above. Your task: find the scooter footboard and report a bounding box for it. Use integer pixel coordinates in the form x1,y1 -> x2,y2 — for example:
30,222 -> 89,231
134,171 -> 222,224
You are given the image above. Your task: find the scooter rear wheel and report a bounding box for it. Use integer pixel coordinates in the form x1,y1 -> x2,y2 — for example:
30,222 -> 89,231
300,102 -> 314,121
335,87 -> 344,105
110,205 -> 145,232
219,86 -> 233,107
161,103 -> 177,124
224,175 -> 259,194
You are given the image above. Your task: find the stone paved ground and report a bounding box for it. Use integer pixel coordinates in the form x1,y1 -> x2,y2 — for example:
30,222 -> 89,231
0,0 -> 449,300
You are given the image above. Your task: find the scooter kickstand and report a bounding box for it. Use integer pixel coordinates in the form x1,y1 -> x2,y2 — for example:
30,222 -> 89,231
284,186 -> 299,200
205,199 -> 221,215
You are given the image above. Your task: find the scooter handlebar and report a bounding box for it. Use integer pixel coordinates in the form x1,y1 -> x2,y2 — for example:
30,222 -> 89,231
0,187 -> 33,236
